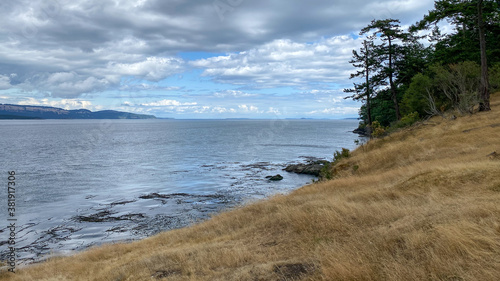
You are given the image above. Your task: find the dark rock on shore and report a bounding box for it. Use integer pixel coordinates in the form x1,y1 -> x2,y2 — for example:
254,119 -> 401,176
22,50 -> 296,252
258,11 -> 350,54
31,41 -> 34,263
284,160 -> 329,177
139,193 -> 190,200
266,174 -> 284,181
74,210 -> 146,223
110,199 -> 137,206
353,127 -> 370,137
139,193 -> 227,201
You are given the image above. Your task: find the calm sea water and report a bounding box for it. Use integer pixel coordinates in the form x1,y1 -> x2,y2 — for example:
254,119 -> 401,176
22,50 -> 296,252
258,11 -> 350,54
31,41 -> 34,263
0,119 -> 362,263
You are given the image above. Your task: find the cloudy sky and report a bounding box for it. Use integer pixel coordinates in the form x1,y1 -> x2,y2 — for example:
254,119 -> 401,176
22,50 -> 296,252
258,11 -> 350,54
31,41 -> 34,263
0,0 -> 437,119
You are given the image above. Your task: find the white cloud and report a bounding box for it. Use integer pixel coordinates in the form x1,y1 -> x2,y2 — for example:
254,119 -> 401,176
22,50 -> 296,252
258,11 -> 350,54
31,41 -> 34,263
213,90 -> 258,98
0,0 -> 437,117
211,106 -> 236,113
19,72 -> 110,98
266,107 -> 281,115
306,89 -> 346,104
118,84 -> 181,91
17,97 -> 100,110
0,75 -> 12,90
109,57 -> 185,81
141,99 -> 197,107
194,106 -> 210,114
307,106 -> 359,115
238,104 -> 260,113
191,36 -> 363,88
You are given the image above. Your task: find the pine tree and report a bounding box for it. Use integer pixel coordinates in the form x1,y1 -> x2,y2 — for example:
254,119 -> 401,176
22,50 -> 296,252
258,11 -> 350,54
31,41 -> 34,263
344,39 -> 379,129
360,19 -> 410,120
411,0 -> 500,111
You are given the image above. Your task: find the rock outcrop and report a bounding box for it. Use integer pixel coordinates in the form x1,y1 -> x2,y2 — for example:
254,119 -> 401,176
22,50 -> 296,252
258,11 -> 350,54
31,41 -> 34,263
284,160 -> 329,177
266,174 -> 284,181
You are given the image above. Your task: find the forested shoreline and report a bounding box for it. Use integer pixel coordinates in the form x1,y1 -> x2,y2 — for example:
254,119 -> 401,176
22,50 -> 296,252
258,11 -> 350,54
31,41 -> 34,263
345,0 -> 499,136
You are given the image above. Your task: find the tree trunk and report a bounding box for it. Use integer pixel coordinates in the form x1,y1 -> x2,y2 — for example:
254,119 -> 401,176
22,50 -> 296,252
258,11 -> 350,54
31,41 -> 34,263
364,41 -> 373,127
478,0 -> 491,111
366,80 -> 372,128
366,87 -> 373,137
388,37 -> 401,120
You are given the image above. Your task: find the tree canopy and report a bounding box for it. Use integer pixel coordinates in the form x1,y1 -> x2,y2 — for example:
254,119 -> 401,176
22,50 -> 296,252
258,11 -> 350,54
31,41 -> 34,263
346,0 -> 500,134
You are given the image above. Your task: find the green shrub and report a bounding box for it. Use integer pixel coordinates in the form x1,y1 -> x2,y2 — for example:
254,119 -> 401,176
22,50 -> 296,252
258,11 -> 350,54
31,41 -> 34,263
394,112 -> 420,129
402,73 -> 433,117
319,148 -> 352,181
431,61 -> 480,114
333,148 -> 350,164
370,121 -> 386,138
319,162 -> 333,181
490,63 -> 500,91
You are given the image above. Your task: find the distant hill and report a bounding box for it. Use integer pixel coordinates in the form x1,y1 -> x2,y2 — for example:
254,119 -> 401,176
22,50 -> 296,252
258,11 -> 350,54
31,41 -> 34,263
0,104 -> 156,119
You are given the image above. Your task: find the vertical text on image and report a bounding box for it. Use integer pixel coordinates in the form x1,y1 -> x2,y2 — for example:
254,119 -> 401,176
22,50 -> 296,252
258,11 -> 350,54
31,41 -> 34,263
7,171 -> 17,273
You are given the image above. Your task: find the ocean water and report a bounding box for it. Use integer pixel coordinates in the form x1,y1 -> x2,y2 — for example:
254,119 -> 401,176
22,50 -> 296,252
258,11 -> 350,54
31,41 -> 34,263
0,119 -> 363,263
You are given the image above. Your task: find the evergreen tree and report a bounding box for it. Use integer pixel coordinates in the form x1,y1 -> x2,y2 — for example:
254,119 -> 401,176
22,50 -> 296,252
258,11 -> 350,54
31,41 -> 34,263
360,19 -> 410,120
411,0 -> 500,111
344,39 -> 379,129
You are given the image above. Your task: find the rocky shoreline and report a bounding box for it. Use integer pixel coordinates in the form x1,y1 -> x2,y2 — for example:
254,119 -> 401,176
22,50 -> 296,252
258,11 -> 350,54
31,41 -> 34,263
352,126 -> 370,137
283,157 -> 330,177
1,155 -> 348,266
0,160 -> 317,266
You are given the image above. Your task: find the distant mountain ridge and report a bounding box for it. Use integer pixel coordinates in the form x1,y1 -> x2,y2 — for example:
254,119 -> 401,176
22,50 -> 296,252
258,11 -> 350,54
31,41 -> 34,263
0,104 -> 156,119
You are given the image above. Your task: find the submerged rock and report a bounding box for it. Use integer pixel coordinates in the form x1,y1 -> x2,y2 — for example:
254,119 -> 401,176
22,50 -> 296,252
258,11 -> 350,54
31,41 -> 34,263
139,193 -> 190,200
74,210 -> 146,223
266,174 -> 284,181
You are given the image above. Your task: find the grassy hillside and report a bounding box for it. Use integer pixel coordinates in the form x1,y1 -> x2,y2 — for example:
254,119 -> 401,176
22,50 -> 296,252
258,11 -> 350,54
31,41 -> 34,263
2,94 -> 500,280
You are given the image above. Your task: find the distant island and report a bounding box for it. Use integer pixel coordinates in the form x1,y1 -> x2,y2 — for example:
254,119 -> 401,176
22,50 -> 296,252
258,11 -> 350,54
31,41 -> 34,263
0,104 -> 156,119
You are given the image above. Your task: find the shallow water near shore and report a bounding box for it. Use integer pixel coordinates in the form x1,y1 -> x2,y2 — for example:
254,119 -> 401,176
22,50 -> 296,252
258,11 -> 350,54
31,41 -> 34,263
0,119 -> 362,264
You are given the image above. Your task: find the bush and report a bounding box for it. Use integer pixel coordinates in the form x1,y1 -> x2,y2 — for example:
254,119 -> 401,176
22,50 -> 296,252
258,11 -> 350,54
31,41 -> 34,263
402,73 -> 433,117
370,121 -> 386,138
431,61 -> 480,114
394,112 -> 420,129
404,62 -> 482,118
319,148 -> 352,181
490,63 -> 500,91
333,148 -> 350,164
319,163 -> 333,181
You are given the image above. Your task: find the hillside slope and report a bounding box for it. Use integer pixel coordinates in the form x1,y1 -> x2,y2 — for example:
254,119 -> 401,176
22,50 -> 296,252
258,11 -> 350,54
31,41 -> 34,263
2,94 -> 500,280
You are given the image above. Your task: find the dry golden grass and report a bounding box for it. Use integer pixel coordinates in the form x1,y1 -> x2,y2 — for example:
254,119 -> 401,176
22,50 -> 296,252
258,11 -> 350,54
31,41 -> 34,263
2,94 -> 500,280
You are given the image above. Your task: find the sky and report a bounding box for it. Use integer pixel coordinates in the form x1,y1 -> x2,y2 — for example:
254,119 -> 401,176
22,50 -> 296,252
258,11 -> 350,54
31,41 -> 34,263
0,0 -> 438,119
